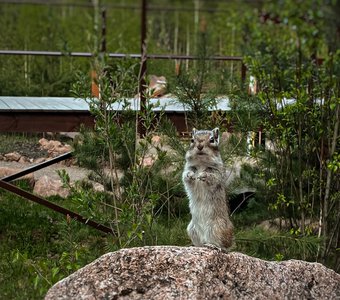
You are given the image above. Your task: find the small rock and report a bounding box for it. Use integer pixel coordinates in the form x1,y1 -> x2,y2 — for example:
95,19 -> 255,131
58,158 -> 75,167
4,152 -> 21,162
34,157 -> 46,164
18,156 -> 29,163
49,145 -> 72,157
39,138 -> 62,151
92,182 -> 105,192
38,138 -> 49,148
33,175 -> 69,198
141,156 -> 155,167
151,135 -> 162,145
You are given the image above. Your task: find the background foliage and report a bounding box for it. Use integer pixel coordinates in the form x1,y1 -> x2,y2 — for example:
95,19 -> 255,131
0,0 -> 339,299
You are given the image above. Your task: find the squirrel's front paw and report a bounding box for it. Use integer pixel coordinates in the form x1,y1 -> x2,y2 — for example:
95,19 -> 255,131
197,172 -> 215,185
185,171 -> 196,182
197,172 -> 212,184
197,171 -> 208,181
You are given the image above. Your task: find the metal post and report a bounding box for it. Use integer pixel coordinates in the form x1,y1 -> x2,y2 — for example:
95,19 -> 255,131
101,8 -> 107,53
241,63 -> 247,83
138,0 -> 147,136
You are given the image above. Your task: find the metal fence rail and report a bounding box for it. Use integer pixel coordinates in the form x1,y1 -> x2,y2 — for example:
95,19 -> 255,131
0,152 -> 113,235
0,50 -> 243,61
1,152 -> 73,182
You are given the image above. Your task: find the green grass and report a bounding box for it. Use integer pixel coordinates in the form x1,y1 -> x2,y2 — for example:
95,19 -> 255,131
235,227 -> 321,262
0,183 -> 106,299
0,179 -> 332,299
0,181 -> 191,299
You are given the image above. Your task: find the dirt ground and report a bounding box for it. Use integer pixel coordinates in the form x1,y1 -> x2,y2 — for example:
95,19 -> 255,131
4,139 -> 48,159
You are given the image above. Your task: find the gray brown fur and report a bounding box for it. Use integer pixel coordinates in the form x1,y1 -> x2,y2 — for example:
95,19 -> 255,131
182,128 -> 234,250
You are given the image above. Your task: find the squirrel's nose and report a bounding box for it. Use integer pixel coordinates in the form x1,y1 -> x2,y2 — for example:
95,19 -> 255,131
197,144 -> 203,151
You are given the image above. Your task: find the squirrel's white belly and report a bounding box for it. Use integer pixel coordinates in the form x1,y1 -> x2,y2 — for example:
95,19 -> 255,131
189,189 -> 218,244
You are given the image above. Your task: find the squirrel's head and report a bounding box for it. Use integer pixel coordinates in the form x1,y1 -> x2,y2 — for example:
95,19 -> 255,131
188,128 -> 220,157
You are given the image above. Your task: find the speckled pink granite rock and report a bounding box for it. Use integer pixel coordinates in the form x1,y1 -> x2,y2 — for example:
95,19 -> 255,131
45,246 -> 340,300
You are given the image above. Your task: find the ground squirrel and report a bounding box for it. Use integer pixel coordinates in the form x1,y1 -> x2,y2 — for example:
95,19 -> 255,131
182,128 -> 234,250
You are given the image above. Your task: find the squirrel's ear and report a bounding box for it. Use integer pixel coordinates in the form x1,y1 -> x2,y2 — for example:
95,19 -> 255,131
212,128 -> 219,142
192,128 -> 197,136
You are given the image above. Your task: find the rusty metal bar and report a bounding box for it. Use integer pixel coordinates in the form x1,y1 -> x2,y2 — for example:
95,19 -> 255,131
1,152 -> 73,182
0,50 -> 243,61
0,180 -> 114,234
101,8 -> 107,53
0,50 -> 92,57
138,0 -> 147,137
144,54 -> 243,61
0,150 -> 114,235
241,63 -> 247,83
0,0 -> 238,13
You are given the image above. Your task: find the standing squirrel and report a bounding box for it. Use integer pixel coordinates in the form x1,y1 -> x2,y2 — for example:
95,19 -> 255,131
182,128 -> 234,250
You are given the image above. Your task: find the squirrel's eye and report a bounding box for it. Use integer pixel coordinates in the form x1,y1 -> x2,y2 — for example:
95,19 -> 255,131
191,138 -> 194,143
209,137 -> 215,143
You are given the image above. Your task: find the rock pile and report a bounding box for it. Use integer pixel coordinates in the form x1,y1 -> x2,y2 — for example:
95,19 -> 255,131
0,139 -> 73,163
38,138 -> 72,158
45,246 -> 340,300
0,139 -> 77,198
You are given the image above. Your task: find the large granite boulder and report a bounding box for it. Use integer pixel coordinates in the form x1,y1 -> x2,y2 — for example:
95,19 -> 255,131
45,246 -> 340,300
